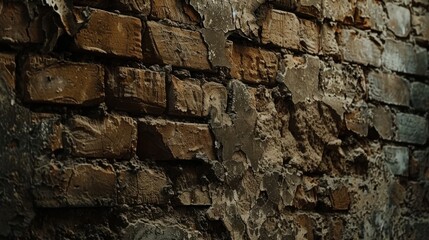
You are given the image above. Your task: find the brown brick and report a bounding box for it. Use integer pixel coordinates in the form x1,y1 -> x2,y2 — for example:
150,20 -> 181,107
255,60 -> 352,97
345,107 -> 369,137
412,13 -> 429,45
177,188 -> 211,206
143,21 -> 210,70
67,115 -> 137,159
151,0 -> 200,24
21,55 -> 104,106
0,2 -> 43,44
0,53 -> 16,91
337,29 -> 382,67
34,163 -> 116,207
202,82 -> 228,117
118,167 -> 170,205
329,186 -> 351,210
168,76 -> 203,117
138,118 -> 215,161
371,106 -> 394,140
273,0 -> 322,18
74,0 -> 151,14
386,3 -> 411,37
107,67 -> 166,114
323,0 -> 356,23
30,113 -> 63,153
261,9 -> 300,50
320,23 -> 339,56
299,19 -> 320,54
355,0 -> 385,31
368,71 -> 410,106
229,43 -> 278,84
295,215 -> 315,240
74,8 -> 142,59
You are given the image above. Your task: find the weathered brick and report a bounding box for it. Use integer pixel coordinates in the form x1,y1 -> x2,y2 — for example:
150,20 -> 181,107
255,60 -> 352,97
383,145 -> 409,176
30,113 -> 63,153
74,0 -> 151,14
389,181 -> 406,206
0,53 -> 16,91
34,163 -> 116,207
107,67 -> 166,114
330,186 -> 351,210
273,0 -> 322,18
138,118 -> 215,161
0,2 -> 43,44
323,0 -> 356,23
21,55 -> 104,106
386,3 -> 411,37
299,19 -> 320,54
118,167 -> 170,205
410,148 -> 429,180
177,189 -> 211,206
320,23 -> 339,56
74,8 -> 142,59
355,0 -> 385,31
295,215 -> 315,240
411,82 -> 429,111
395,113 -> 428,145
337,29 -> 382,67
67,115 -> 137,159
229,43 -> 278,84
151,0 -> 200,24
367,71 -> 410,106
283,55 -> 320,104
261,9 -> 300,50
143,21 -> 210,70
371,105 -> 394,140
168,76 -> 203,117
345,107 -> 369,137
202,82 -> 228,117
412,13 -> 429,45
382,39 -> 428,76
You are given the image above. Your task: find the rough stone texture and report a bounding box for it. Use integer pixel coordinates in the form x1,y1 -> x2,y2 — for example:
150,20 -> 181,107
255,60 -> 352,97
355,0 -> 385,31
299,19 -> 320,54
383,145 -> 409,176
74,8 -> 143,59
143,21 -> 210,70
168,76 -> 203,117
371,105 -> 394,140
34,163 -> 116,207
412,13 -> 429,45
138,119 -> 215,161
261,9 -> 300,50
320,23 -> 340,56
386,3 -> 411,37
67,115 -> 137,159
410,82 -> 429,111
21,55 -> 105,106
382,39 -> 428,76
202,82 -> 228,119
337,29 -> 382,67
395,113 -> 428,145
323,0 -> 356,23
107,67 -> 166,114
151,0 -> 200,24
330,186 -> 351,210
229,43 -> 279,84
368,71 -> 410,106
0,53 -> 16,91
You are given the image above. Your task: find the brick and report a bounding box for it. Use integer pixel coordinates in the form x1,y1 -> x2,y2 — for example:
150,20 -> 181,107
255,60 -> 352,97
67,115 -> 137,159
143,21 -> 210,70
345,108 -> 369,137
283,55 -> 320,104
177,188 -> 211,206
412,13 -> 429,45
329,218 -> 344,240
34,163 -> 116,207
383,145 -> 409,176
299,19 -> 320,54
151,0 -> 200,24
355,0 -> 385,31
323,0 -> 356,23
74,0 -> 151,14
118,168 -> 169,205
202,82 -> 228,117
74,8 -> 142,59
371,106 -> 394,140
395,113 -> 428,145
386,3 -> 411,37
107,67 -> 166,114
261,9 -> 300,50
168,76 -> 203,117
367,71 -> 410,106
329,186 -> 351,210
273,0 -> 322,18
138,118 -> 215,161
295,215 -> 315,240
0,53 -> 16,91
389,181 -> 406,206
337,29 -> 382,67
382,39 -> 428,76
320,23 -> 339,56
30,113 -> 63,153
21,55 -> 104,106
229,44 -> 278,84
411,82 -> 429,111
0,2 -> 43,44
410,149 -> 429,180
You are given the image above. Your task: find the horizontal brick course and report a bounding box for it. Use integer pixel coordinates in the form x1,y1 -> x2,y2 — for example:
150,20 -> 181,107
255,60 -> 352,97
395,113 -> 428,145
368,71 -> 410,106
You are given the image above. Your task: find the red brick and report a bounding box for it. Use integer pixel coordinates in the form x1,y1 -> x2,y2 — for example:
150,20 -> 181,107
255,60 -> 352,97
329,186 -> 351,210
168,76 -> 203,117
228,43 -> 278,85
261,9 -> 300,50
138,118 -> 215,161
21,55 -> 104,106
107,67 -> 166,114
0,53 -> 16,91
143,21 -> 210,70
67,115 -> 137,159
368,71 -> 410,106
151,0 -> 200,24
0,2 -> 43,44
74,8 -> 142,59
34,163 -> 116,207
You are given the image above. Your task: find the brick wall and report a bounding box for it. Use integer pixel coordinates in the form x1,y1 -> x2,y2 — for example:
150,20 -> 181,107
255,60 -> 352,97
0,0 -> 428,239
